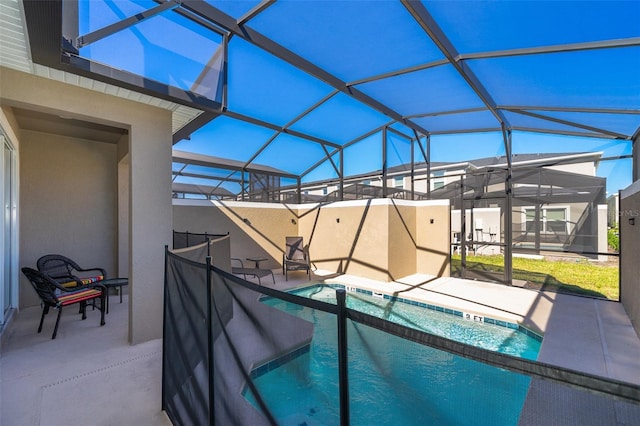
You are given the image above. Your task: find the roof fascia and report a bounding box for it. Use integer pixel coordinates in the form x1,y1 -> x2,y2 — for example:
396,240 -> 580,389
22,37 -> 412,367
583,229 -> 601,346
173,111 -> 221,144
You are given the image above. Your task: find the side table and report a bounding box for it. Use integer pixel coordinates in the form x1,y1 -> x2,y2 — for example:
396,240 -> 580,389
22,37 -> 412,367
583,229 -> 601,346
101,278 -> 128,314
246,257 -> 268,268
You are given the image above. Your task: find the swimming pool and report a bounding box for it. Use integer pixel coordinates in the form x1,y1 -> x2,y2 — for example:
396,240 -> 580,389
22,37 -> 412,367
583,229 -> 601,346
244,284 -> 538,425
298,284 -> 541,360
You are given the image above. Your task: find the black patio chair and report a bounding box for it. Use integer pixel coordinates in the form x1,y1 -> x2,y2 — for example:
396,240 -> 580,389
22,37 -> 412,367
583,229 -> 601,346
21,267 -> 106,339
37,254 -> 106,288
231,258 -> 276,285
283,236 -> 311,281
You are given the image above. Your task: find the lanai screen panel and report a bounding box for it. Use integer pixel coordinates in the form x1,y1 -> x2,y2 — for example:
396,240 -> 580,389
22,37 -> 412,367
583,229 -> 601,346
62,0 -> 640,193
78,0 -> 225,103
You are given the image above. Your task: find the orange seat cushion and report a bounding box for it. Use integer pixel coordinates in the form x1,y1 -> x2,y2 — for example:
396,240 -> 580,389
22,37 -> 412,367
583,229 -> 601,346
58,288 -> 102,306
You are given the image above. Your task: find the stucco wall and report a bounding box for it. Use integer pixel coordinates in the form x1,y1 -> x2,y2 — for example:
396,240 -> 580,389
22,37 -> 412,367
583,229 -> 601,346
2,67 -> 172,344
416,201 -> 451,277
173,200 -> 296,270
19,130 -> 118,308
620,180 -> 640,338
299,200 -> 392,282
388,203 -> 417,280
173,198 -> 451,282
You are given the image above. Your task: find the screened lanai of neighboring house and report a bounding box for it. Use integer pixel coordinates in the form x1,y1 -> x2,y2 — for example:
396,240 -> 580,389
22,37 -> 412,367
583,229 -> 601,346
12,0 -> 640,287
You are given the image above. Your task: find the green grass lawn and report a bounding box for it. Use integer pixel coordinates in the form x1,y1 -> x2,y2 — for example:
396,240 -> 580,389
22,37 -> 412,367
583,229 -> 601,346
451,254 -> 619,300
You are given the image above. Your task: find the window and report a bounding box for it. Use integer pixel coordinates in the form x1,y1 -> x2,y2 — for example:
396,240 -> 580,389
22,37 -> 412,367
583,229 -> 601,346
431,170 -> 445,190
394,176 -> 404,188
524,207 -> 567,235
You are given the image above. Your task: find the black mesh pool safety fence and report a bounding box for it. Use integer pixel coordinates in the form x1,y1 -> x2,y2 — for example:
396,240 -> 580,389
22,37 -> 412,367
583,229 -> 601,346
162,247 -> 640,426
173,231 -> 229,250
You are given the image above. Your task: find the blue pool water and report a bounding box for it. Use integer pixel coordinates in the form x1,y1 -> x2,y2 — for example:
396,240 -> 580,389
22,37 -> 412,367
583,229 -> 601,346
298,284 -> 541,360
245,284 -> 539,425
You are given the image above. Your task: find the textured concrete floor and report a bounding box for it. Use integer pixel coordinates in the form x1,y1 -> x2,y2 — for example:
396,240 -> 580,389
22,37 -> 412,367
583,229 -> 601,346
0,292 -> 170,426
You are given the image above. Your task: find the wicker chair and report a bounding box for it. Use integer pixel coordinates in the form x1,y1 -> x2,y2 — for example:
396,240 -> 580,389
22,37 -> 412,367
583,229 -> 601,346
21,267 -> 106,339
37,254 -> 106,288
282,236 -> 311,281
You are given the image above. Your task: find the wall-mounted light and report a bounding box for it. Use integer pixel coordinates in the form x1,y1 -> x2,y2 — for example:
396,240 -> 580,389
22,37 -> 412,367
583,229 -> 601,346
430,218 -> 434,224
336,218 -> 340,223
242,218 -> 251,225
630,217 -> 636,226
291,218 -> 297,225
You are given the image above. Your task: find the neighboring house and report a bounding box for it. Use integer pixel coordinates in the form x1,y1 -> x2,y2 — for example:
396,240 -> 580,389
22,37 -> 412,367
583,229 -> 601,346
303,152 -> 608,259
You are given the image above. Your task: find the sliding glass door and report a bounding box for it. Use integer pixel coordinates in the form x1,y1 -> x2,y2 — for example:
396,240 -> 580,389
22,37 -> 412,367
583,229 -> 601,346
1,134 -> 17,325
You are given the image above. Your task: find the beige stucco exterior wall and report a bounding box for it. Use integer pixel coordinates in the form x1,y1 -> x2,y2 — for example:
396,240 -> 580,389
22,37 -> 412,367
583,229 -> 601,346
620,180 -> 640,338
173,198 -> 451,282
416,201 -> 451,277
19,130 -> 118,308
388,203 -> 416,280
299,200 -> 392,281
173,200 -> 296,270
1,67 -> 172,344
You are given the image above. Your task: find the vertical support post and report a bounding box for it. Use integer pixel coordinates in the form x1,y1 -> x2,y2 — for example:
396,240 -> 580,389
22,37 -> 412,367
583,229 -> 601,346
426,134 -> 431,200
206,256 -> 215,425
460,176 -> 466,277
222,34 -> 229,109
470,204 -> 475,253
339,148 -> 344,201
633,132 -> 639,182
241,169 -> 246,201
617,189 -> 622,302
336,289 -> 349,426
297,177 -> 302,204
410,137 -> 415,200
503,127 -> 513,285
382,127 -> 388,198
161,245 -> 169,411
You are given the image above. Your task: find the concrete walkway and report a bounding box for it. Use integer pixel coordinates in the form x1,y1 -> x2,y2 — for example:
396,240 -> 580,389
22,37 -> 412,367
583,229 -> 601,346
1,294 -> 170,426
2,270 -> 639,425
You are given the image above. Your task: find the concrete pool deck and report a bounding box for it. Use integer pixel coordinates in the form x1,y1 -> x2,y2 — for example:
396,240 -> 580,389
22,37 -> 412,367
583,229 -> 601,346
1,269 -> 639,425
